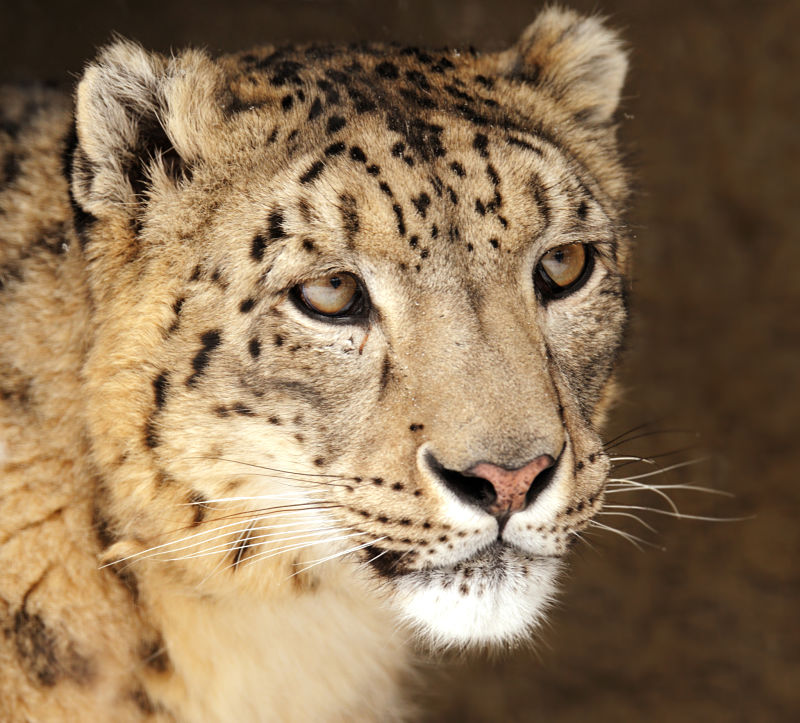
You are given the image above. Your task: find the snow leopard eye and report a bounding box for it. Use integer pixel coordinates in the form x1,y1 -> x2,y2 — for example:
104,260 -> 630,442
534,243 -> 594,300
292,273 -> 367,320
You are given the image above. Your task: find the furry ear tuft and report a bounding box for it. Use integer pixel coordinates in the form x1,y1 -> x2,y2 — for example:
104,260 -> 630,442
510,7 -> 628,127
71,39 -> 218,219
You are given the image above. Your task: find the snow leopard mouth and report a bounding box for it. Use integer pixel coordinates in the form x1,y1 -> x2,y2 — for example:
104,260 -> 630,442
373,541 -> 563,646
366,539 -> 556,583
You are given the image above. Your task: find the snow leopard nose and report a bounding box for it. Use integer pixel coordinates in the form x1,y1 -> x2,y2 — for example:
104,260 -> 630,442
468,456 -> 557,516
430,453 -> 558,518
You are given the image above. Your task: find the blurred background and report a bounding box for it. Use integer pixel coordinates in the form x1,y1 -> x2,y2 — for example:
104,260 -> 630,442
2,1 -> 797,720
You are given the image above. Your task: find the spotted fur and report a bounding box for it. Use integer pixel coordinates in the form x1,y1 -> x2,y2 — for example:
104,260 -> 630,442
1,8 -> 630,721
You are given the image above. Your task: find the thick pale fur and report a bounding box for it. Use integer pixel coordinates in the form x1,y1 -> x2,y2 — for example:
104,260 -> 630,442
0,8 -> 630,721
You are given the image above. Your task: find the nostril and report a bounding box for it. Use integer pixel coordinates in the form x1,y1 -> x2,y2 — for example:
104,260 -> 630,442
425,452 -> 497,511
525,459 -> 557,509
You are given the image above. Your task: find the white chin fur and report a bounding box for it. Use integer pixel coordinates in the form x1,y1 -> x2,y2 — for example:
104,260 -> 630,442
390,546 -> 562,649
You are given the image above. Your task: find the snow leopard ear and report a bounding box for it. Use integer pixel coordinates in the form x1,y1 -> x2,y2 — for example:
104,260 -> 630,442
71,39 -> 222,220
506,7 -> 628,127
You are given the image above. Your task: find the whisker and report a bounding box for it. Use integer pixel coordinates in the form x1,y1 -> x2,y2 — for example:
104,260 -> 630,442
588,520 -> 665,551
605,479 -> 681,513
615,457 -> 707,481
190,456 -> 352,481
202,503 -> 341,524
288,536 -> 389,578
603,504 -> 751,523
606,482 -> 732,496
101,513 -> 329,566
608,455 -> 657,464
160,526 -> 346,562
244,531 -> 366,569
597,511 -> 658,533
602,421 -> 654,448
181,493 -> 327,506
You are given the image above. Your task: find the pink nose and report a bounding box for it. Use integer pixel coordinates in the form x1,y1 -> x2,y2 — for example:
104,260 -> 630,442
468,455 -> 556,516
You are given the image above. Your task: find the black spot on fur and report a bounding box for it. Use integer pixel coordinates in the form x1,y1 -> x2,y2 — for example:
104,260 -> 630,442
449,161 -> 465,177
506,136 -> 544,155
366,164 -> 380,175
490,238 -> 499,249
188,491 -> 209,526
411,192 -> 431,218
302,239 -> 315,252
365,547 -> 406,577
140,638 -> 171,673
249,337 -> 261,358
339,193 -> 361,242
475,199 -> 486,216
473,133 -> 489,157
409,423 -> 424,431
187,330 -> 222,387
375,61 -> 399,79
251,235 -> 268,262
392,204 -> 406,236
300,161 -> 325,184
349,146 -> 367,163
239,298 -> 256,313
269,60 -> 304,87
130,687 -> 158,715
269,210 -> 286,240
533,183 -> 551,228
308,97 -> 323,120
153,372 -> 169,409
326,115 -> 347,134
144,418 -> 159,449
325,141 -> 346,157
281,94 -> 294,111
577,200 -> 589,219
409,235 -> 419,249
12,610 -> 59,686
379,181 -> 393,197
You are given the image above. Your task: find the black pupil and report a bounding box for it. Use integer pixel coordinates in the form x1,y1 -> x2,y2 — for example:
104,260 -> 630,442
330,276 -> 342,289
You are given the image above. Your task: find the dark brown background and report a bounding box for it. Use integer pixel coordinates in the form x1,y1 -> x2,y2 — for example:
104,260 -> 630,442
2,1 -> 797,720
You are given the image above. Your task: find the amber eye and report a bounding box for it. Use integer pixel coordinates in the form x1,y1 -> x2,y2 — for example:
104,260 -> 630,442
534,243 -> 594,300
293,273 -> 366,319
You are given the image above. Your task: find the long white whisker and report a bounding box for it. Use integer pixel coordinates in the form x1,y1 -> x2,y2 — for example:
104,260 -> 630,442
243,531 -> 365,568
603,504 -> 750,523
188,456 -> 351,481
617,458 -> 707,481
161,526 -> 347,562
607,482 -> 732,496
597,511 -> 658,533
100,512 -> 329,566
605,479 -> 681,513
288,536 -> 388,578
588,520 -> 664,551
181,493 -> 326,506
